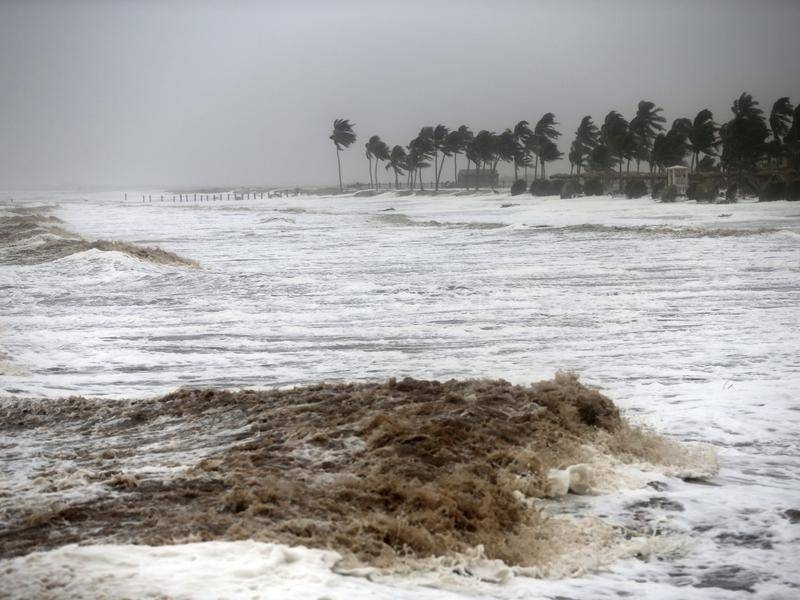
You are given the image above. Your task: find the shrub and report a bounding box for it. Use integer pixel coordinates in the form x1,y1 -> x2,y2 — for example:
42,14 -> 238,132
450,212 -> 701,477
695,182 -> 718,202
560,180 -> 582,199
529,179 -> 553,196
660,184 -> 678,202
686,182 -> 698,200
760,180 -> 786,202
510,179 -> 527,196
625,179 -> 648,199
786,180 -> 800,201
583,179 -> 604,196
725,184 -> 738,203
651,180 -> 665,199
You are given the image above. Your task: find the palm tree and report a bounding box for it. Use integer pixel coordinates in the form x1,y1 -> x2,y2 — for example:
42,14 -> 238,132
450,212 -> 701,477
365,136 -> 378,189
721,92 -> 769,182
589,144 -> 613,172
769,97 -> 793,141
629,101 -> 666,172
373,138 -> 390,189
687,109 -> 719,171
601,111 -> 629,188
472,130 -> 497,190
650,120 -> 690,172
513,120 -> 533,181
432,124 -> 449,191
330,119 -> 356,192
442,127 -> 470,187
385,145 -> 407,189
785,105 -> 800,170
539,139 -> 563,179
465,138 -> 482,190
532,113 -> 561,179
408,129 -> 434,190
568,142 -> 581,175
571,116 -> 599,177
768,97 -> 794,168
496,129 -> 518,183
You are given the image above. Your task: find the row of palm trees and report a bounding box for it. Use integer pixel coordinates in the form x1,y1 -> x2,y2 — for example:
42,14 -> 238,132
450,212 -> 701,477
330,93 -> 800,192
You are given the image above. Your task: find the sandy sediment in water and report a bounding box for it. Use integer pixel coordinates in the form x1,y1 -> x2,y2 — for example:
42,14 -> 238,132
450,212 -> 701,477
0,374 -> 716,569
0,212 -> 199,268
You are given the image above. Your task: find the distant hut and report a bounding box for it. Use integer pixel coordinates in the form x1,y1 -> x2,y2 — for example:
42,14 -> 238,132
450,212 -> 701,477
457,169 -> 499,188
666,165 -> 689,195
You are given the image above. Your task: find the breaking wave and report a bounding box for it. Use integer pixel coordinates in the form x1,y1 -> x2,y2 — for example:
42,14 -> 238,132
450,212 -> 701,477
0,212 -> 199,268
372,213 -> 507,230
0,373 -> 717,576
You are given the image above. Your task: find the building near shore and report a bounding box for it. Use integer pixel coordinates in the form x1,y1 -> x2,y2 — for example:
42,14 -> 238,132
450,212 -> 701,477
457,169 -> 498,188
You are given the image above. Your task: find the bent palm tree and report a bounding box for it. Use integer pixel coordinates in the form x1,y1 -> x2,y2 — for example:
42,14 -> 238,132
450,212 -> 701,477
629,100 -> 666,172
449,125 -> 473,186
365,136 -> 377,189
385,145 -> 407,189
687,109 -> 719,171
532,113 -> 561,179
372,138 -> 390,189
571,116 -> 599,177
513,120 -> 533,181
433,124 -> 449,191
473,130 -> 498,190
330,119 -> 356,192
768,97 -> 794,168
601,111 -> 629,188
722,93 -> 769,182
539,139 -> 563,179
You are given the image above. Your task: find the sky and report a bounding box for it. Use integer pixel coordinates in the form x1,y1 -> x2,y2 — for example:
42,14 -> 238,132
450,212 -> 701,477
0,0 -> 798,190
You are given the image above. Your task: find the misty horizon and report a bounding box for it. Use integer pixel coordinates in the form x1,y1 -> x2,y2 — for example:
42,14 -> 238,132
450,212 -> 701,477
1,0 -> 799,189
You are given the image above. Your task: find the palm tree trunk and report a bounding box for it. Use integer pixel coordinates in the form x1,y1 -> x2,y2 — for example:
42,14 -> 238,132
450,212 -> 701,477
453,154 -> 458,186
437,155 -> 446,188
395,170 -> 399,190
374,160 -> 379,189
434,149 -> 439,191
514,161 -> 518,181
337,149 -> 343,192
367,158 -> 373,189
524,165 -> 528,182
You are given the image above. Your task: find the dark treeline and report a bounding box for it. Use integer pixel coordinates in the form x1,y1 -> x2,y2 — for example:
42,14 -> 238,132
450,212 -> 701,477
330,93 -> 800,199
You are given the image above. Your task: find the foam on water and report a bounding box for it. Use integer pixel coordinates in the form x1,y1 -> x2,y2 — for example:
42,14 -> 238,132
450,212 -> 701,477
1,189 -> 799,598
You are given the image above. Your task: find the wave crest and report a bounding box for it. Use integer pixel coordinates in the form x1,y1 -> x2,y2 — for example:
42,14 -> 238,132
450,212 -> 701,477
0,211 -> 198,268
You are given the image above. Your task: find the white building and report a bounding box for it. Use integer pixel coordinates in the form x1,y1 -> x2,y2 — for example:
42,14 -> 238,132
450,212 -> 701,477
666,165 -> 689,195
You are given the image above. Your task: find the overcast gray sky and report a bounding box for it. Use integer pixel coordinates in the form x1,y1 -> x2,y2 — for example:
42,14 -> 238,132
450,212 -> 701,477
1,0 -> 798,189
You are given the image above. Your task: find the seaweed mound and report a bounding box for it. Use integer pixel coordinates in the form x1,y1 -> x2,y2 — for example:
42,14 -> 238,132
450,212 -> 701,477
0,375 -> 708,570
